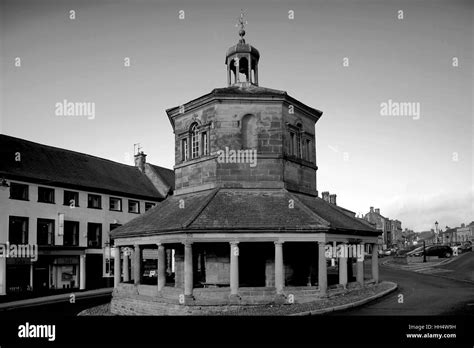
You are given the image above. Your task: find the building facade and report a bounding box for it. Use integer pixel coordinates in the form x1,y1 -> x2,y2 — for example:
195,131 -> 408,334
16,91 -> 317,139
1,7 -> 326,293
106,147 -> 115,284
0,135 -> 173,296
110,25 -> 381,314
456,222 -> 474,243
390,219 -> 403,246
364,207 -> 392,248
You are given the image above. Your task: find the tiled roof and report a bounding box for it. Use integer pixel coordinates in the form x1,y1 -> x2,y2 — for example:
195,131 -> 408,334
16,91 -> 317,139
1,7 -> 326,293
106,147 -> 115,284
0,134 -> 171,200
149,164 -> 175,191
111,188 -> 379,238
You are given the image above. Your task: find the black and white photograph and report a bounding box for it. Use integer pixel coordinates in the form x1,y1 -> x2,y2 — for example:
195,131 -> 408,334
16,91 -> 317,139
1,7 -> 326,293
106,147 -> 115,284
0,0 -> 472,346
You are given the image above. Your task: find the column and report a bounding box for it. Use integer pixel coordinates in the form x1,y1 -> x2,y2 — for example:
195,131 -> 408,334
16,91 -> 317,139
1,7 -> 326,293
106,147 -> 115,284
235,57 -> 240,83
227,59 -> 231,85
356,244 -> 364,286
123,250 -> 130,282
134,245 -> 141,285
338,256 -> 348,288
79,254 -> 86,290
255,64 -> 259,85
318,242 -> 327,295
183,242 -> 193,297
29,264 -> 34,290
0,257 -> 6,295
114,247 -> 121,288
371,243 -> 379,283
274,241 -> 284,294
248,55 -> 252,83
230,241 -> 239,296
157,243 -> 166,291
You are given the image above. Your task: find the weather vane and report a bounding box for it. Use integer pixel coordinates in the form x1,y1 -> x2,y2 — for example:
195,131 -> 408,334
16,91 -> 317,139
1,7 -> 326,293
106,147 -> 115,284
235,9 -> 248,41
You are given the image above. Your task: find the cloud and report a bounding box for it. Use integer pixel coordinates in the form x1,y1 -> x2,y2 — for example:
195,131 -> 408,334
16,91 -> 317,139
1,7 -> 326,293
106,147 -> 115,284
383,186 -> 473,231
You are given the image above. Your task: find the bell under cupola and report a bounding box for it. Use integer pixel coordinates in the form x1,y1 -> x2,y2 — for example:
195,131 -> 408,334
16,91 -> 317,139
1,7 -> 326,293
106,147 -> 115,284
225,11 -> 260,87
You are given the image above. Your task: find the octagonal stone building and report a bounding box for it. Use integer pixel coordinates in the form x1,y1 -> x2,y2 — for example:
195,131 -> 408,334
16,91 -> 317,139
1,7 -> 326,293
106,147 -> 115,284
110,27 -> 381,315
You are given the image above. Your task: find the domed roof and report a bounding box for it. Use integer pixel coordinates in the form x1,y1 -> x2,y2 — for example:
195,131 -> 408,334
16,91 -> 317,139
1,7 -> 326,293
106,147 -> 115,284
225,41 -> 260,61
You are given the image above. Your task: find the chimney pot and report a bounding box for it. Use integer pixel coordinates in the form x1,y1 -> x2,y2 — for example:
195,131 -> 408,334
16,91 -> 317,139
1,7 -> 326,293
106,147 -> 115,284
329,194 -> 337,205
375,208 -> 380,214
134,151 -> 147,172
370,206 -> 374,213
321,191 -> 330,202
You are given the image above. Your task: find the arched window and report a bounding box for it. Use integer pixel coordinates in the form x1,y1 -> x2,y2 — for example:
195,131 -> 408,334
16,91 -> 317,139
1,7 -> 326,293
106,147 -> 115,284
241,114 -> 257,149
190,123 -> 199,159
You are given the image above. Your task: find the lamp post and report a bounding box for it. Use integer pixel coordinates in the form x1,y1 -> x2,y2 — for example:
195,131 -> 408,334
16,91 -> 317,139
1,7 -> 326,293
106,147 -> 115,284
423,240 -> 426,263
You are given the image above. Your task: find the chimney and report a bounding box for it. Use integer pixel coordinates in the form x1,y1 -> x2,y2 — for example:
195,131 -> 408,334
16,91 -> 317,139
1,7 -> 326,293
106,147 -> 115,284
370,206 -> 374,213
375,208 -> 380,214
134,151 -> 147,172
329,194 -> 337,205
322,191 -> 330,202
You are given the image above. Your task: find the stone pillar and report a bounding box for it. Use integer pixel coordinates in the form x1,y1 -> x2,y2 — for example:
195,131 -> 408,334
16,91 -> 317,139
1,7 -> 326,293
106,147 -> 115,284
356,244 -> 364,286
338,256 -> 348,288
248,55 -> 252,83
235,57 -> 240,83
255,64 -> 259,85
157,243 -> 166,291
123,251 -> 130,282
29,264 -> 34,290
79,254 -> 86,290
227,59 -> 231,85
230,241 -> 239,296
274,241 -> 284,294
114,247 -> 121,288
318,242 -> 327,295
0,257 -> 5,295
183,242 -> 193,297
372,243 -> 379,283
134,245 -> 141,285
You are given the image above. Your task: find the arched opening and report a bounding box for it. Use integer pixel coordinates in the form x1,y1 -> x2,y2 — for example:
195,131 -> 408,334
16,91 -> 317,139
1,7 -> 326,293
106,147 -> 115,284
190,123 -> 200,159
241,114 -> 258,149
238,57 -> 249,82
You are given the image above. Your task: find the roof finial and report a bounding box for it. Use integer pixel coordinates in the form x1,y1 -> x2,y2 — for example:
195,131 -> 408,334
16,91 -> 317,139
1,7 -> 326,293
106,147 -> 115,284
235,9 -> 247,43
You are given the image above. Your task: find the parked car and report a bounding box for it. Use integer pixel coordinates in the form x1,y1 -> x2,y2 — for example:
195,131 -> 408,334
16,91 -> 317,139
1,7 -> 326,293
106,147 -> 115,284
424,245 -> 453,258
460,241 -> 472,252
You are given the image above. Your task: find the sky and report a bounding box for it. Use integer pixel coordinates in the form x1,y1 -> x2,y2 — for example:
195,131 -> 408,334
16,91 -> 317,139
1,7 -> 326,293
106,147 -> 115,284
0,0 -> 472,231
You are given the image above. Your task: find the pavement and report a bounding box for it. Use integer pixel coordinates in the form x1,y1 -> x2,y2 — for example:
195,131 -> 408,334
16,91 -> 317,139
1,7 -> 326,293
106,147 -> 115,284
0,287 -> 112,312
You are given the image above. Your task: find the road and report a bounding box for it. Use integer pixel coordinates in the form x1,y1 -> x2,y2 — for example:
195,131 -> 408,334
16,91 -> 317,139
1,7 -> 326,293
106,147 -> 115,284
332,252 -> 474,315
